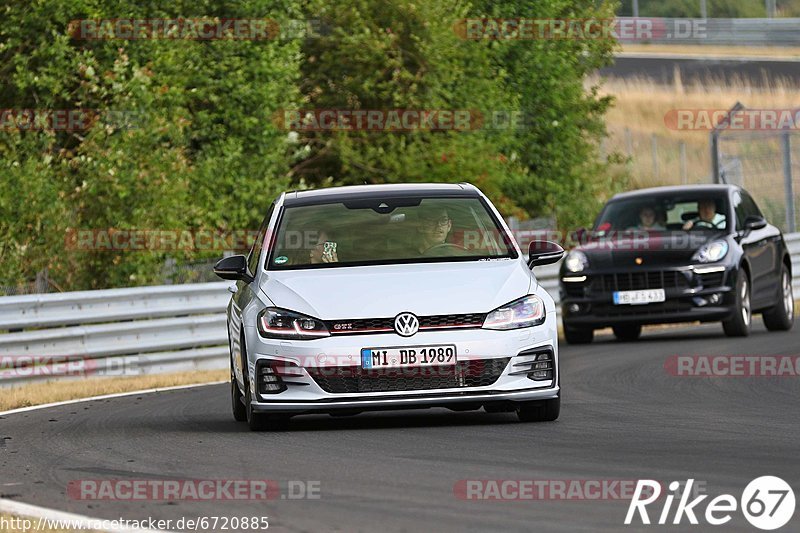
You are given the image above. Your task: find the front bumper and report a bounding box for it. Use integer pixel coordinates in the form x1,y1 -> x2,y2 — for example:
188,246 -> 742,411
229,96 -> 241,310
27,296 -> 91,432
560,266 -> 736,328
244,310 -> 559,414
251,386 -> 559,415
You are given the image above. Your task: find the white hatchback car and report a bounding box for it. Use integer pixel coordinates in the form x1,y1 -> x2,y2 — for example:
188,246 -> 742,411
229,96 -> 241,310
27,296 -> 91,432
215,183 -> 564,430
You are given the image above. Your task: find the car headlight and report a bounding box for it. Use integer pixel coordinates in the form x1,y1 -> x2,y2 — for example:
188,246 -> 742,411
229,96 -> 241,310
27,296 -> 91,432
483,295 -> 546,330
692,240 -> 729,263
564,250 -> 588,272
257,308 -> 330,339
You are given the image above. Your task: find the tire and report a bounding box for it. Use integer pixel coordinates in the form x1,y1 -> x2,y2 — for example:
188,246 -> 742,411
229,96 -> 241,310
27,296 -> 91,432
723,270 -> 752,337
516,396 -> 560,422
612,324 -> 642,341
563,325 -> 593,344
231,369 -> 247,422
762,265 -> 794,331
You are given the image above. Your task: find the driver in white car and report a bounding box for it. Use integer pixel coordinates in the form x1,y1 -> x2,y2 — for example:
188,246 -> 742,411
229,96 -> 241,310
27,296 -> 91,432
416,207 -> 453,254
683,199 -> 726,230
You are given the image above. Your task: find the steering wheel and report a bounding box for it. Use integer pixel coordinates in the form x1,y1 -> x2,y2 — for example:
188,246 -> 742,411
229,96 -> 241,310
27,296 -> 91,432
422,243 -> 469,256
690,220 -> 718,230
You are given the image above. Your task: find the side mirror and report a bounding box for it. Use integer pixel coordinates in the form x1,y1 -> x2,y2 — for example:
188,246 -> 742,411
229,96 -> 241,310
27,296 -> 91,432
527,240 -> 565,269
213,255 -> 254,282
744,215 -> 767,231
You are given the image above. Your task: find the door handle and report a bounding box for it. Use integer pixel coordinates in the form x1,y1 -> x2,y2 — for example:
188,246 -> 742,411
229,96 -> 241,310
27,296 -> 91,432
227,285 -> 238,294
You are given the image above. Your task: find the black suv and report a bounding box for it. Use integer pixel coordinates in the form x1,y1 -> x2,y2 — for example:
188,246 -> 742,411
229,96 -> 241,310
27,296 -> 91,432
559,185 -> 793,343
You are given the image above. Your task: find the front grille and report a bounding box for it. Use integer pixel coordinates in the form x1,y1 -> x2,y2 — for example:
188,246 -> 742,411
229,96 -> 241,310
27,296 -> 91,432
325,313 -> 486,335
307,358 -> 510,393
595,271 -> 688,292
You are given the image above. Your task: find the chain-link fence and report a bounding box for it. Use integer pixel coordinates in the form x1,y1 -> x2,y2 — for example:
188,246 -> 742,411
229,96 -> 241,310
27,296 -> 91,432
711,104 -> 799,233
603,127 -> 711,188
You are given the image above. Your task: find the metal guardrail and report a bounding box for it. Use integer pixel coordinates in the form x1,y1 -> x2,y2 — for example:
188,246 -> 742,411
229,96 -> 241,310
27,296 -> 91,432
616,18 -> 800,46
1,235 -> 798,387
0,284 -> 231,386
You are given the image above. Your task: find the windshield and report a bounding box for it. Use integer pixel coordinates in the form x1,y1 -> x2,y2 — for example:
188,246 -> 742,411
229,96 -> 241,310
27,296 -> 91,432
594,193 -> 730,235
267,197 -> 516,269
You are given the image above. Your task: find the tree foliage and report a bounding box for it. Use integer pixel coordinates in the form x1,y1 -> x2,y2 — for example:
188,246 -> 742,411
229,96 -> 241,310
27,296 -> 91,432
1,0 -> 623,291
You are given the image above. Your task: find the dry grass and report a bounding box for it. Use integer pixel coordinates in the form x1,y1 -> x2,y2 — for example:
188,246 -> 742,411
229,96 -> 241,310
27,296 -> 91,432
0,369 -> 227,412
621,43 -> 800,59
596,74 -> 798,189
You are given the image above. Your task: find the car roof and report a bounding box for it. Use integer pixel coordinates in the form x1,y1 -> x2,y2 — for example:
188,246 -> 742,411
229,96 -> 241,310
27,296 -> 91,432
283,182 -> 480,207
608,184 -> 738,202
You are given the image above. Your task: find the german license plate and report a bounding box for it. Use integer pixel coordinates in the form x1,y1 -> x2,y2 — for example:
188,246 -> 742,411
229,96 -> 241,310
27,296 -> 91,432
361,345 -> 457,369
613,289 -> 666,305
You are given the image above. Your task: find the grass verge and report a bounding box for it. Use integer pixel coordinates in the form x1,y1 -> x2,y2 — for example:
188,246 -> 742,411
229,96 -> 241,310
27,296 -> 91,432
0,369 -> 228,413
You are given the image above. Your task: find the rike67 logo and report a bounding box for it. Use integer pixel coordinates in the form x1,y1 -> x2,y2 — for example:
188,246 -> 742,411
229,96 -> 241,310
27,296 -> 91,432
625,477 -> 795,530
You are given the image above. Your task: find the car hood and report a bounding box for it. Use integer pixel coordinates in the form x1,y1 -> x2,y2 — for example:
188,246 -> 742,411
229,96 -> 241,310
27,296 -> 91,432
259,260 -> 532,319
574,232 -> 724,269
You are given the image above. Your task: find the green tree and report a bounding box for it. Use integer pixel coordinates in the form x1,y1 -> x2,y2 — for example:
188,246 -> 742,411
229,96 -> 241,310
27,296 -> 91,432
1,0 -> 301,290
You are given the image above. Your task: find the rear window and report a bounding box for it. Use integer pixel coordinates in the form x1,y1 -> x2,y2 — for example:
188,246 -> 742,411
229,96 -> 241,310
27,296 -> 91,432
267,197 -> 516,269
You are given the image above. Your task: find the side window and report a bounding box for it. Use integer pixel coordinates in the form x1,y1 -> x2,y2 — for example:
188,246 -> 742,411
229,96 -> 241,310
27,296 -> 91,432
733,191 -> 746,230
247,203 -> 275,274
741,191 -> 762,218
734,191 -> 761,230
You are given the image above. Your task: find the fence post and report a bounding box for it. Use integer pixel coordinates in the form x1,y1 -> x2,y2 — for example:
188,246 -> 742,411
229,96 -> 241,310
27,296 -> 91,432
710,130 -> 720,183
651,134 -> 659,179
782,132 -> 796,233
679,141 -> 687,184
625,128 -> 633,159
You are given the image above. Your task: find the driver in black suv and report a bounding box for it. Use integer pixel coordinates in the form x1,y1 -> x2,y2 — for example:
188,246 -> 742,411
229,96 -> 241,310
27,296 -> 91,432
683,199 -> 726,230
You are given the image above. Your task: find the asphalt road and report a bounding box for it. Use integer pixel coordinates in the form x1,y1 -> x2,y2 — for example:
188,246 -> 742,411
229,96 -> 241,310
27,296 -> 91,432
601,56 -> 800,87
2,319 -> 798,532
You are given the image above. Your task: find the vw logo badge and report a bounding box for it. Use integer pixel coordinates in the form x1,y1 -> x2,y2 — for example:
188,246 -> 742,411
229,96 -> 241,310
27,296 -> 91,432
394,312 -> 419,337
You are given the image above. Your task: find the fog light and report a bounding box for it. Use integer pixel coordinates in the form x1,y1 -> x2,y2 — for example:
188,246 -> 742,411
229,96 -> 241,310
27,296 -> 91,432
709,293 -> 721,304
533,361 -> 550,370
530,370 -> 552,380
257,364 -> 286,395
568,304 -> 580,314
